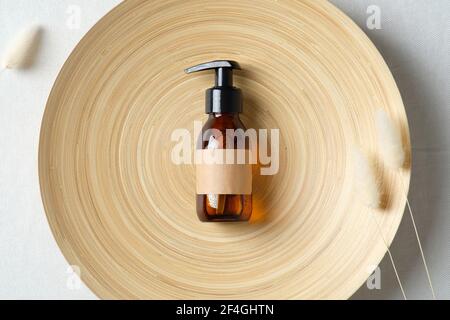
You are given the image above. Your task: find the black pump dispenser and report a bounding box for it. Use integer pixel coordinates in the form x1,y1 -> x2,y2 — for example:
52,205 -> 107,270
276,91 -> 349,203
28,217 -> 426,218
185,60 -> 242,114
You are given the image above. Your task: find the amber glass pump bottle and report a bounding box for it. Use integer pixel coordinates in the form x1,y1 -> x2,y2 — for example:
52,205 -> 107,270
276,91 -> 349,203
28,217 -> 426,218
185,60 -> 252,222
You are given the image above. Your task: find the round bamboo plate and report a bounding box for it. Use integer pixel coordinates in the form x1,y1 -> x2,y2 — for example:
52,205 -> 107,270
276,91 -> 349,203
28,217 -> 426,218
39,0 -> 411,299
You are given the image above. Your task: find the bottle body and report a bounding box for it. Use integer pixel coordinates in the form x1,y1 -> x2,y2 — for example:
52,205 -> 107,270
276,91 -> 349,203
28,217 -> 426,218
196,113 -> 252,222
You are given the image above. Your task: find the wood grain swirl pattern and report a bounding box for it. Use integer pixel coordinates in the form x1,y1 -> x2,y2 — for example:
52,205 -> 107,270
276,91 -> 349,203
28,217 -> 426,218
39,0 -> 411,299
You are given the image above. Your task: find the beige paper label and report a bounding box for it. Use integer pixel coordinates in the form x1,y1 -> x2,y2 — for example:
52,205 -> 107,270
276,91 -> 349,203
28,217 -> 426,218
196,149 -> 253,195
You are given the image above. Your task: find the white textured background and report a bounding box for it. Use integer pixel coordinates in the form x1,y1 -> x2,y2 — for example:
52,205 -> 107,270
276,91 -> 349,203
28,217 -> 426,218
0,0 -> 449,299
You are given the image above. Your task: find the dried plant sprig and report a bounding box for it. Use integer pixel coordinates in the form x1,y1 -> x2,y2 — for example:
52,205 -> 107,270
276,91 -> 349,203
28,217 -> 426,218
352,146 -> 407,299
1,25 -> 42,69
352,147 -> 380,209
375,108 -> 405,169
375,108 -> 436,299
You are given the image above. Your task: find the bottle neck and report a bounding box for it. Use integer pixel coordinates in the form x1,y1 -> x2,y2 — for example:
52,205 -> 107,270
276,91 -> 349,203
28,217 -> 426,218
208,112 -> 240,119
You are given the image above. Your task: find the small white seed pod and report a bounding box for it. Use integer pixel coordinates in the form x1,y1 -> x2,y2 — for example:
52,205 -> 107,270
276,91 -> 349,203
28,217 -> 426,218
2,25 -> 43,69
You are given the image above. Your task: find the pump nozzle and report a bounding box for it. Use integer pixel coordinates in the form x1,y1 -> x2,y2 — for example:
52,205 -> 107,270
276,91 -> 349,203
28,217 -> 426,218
185,60 -> 242,114
185,60 -> 240,87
